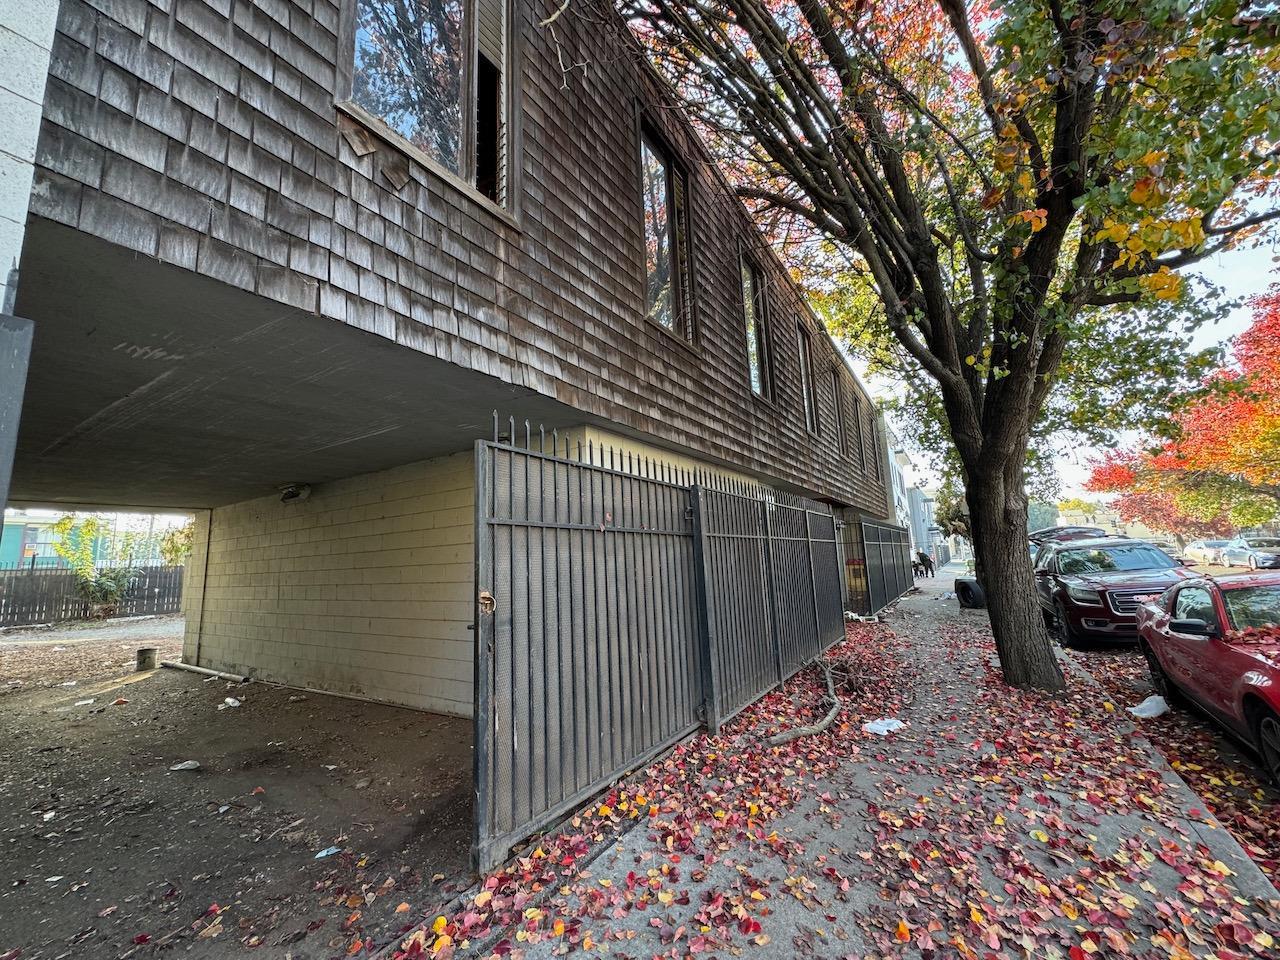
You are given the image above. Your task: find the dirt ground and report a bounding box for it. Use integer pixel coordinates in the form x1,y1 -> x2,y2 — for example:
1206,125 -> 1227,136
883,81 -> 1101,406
1,616 -> 186,696
0,618 -> 474,958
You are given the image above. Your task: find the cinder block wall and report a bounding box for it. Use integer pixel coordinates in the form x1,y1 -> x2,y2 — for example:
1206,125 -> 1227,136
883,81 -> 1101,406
182,451 -> 475,716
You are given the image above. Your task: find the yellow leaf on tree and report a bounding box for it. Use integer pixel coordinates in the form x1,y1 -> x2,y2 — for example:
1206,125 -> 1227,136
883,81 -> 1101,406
1095,220 -> 1129,245
1011,208 -> 1047,232
1139,267 -> 1181,301
1130,176 -> 1164,207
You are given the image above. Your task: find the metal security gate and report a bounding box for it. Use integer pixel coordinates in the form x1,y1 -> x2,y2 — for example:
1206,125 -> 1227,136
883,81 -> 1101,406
861,520 -> 913,613
693,485 -> 844,729
474,433 -> 704,870
474,422 -> 851,869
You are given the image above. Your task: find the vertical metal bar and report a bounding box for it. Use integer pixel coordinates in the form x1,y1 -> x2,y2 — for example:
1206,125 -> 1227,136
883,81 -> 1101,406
471,440 -> 494,871
761,494 -> 783,684
640,472 -> 659,746
538,450 -> 551,813
689,485 -> 719,732
579,445 -> 596,785
805,510 -> 822,659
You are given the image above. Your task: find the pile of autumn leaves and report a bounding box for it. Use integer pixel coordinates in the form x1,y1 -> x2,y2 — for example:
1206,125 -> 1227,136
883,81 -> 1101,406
380,620 -> 1280,959
383,622 -> 907,959
1075,646 -> 1280,882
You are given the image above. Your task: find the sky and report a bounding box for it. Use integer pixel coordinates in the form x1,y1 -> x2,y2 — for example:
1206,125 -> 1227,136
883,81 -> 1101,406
862,242 -> 1279,498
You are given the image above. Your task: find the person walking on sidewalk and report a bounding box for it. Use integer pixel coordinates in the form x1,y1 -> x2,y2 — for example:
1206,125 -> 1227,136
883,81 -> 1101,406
917,550 -> 935,577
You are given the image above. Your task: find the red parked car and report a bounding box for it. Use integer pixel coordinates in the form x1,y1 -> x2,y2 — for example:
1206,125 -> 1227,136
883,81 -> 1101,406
1033,537 -> 1195,645
1137,571 -> 1280,785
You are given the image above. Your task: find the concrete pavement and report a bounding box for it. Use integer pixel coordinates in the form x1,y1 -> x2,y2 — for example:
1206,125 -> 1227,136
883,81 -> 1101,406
390,567 -> 1280,959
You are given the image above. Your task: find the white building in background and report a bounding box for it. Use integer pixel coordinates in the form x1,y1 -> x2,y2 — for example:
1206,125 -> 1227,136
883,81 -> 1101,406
882,424 -> 913,532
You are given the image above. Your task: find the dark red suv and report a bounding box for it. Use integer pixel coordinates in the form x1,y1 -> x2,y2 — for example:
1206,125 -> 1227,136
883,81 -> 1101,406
1033,537 -> 1195,645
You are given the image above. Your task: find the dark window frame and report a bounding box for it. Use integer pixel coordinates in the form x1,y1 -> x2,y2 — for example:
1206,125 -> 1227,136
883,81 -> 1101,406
796,323 -> 818,435
831,368 -> 849,454
336,0 -> 521,221
739,253 -> 773,400
850,390 -> 866,471
636,125 -> 697,342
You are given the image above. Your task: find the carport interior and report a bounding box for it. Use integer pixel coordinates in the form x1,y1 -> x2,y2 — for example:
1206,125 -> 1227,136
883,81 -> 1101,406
0,630 -> 476,954
7,220 -> 574,878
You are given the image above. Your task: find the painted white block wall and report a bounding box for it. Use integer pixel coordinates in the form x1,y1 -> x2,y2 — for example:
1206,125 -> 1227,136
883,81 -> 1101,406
182,451 -> 476,716
0,0 -> 57,313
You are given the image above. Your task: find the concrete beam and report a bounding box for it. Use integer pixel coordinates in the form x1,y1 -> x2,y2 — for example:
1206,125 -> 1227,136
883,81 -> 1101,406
0,313 -> 33,514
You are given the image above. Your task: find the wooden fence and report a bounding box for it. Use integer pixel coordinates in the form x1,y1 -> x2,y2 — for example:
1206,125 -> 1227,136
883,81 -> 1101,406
0,566 -> 184,628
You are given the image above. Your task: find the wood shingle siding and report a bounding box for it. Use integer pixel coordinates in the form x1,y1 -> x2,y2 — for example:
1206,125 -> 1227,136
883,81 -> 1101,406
31,0 -> 888,517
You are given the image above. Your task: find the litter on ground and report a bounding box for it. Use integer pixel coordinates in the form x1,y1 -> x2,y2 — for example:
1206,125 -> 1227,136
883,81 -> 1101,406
1127,694 -> 1170,719
862,717 -> 907,735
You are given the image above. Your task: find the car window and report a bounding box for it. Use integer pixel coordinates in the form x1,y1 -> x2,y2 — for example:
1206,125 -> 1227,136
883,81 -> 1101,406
1057,544 -> 1178,575
1206,540 -> 1228,548
1245,538 -> 1280,550
1221,585 -> 1280,630
1034,547 -> 1053,571
1174,587 -> 1217,625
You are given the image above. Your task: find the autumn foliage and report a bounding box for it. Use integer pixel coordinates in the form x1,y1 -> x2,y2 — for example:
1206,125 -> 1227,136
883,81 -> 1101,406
1088,291 -> 1280,527
626,0 -> 1280,691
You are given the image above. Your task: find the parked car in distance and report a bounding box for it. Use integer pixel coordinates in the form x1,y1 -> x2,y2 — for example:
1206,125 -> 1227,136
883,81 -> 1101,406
1136,571 -> 1280,785
1183,539 -> 1231,566
1220,537 -> 1280,570
1034,537 -> 1195,645
1143,539 -> 1184,563
1029,525 -> 1109,544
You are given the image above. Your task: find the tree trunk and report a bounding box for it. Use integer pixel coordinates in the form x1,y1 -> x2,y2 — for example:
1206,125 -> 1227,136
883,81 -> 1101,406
966,477 -> 1066,692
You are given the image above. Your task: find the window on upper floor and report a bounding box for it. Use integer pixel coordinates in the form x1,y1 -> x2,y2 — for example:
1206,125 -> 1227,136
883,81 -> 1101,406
831,369 -> 848,454
348,0 -> 510,206
796,325 -> 817,433
639,133 -> 694,338
850,391 -> 866,470
740,258 -> 771,397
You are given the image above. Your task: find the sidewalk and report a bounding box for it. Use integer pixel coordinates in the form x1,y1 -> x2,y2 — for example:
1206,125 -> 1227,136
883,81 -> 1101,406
384,569 -> 1280,959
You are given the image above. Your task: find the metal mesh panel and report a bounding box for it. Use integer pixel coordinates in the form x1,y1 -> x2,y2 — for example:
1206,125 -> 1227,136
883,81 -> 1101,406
693,486 -> 845,730
860,520 -> 913,613
693,487 -> 776,723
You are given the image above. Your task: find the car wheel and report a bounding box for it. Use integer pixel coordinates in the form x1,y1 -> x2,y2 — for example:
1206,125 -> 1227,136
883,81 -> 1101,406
1254,711 -> 1280,787
1055,602 -> 1085,648
1140,641 -> 1181,706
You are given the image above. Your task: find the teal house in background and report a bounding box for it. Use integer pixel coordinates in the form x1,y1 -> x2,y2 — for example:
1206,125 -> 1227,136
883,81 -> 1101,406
0,509 -> 107,570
